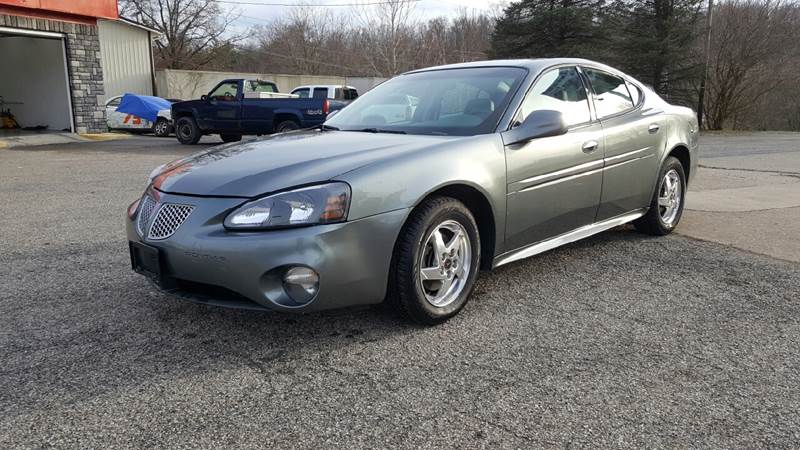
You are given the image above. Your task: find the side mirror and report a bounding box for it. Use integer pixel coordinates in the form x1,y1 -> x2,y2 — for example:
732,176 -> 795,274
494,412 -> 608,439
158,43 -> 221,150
502,110 -> 567,146
201,94 -> 208,101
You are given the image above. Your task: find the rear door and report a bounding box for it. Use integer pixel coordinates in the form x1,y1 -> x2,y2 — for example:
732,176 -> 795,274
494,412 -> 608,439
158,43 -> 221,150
581,68 -> 665,220
204,80 -> 242,131
504,66 -> 604,251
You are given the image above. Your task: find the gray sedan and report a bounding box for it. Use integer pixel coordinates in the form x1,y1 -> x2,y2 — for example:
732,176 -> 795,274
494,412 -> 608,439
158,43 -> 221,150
127,58 -> 698,324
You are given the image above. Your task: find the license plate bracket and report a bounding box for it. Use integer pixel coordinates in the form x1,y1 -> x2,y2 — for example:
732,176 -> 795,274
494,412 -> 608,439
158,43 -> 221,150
129,241 -> 163,283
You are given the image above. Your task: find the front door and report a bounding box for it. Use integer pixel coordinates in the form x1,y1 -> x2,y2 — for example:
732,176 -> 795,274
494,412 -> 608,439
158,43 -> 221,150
204,80 -> 242,131
504,66 -> 604,251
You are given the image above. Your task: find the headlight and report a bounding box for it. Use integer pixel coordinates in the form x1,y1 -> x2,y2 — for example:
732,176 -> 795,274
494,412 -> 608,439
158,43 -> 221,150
224,182 -> 351,230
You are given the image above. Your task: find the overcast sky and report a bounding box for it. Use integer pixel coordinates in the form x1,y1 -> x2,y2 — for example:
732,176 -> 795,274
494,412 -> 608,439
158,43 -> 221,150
223,0 -> 508,33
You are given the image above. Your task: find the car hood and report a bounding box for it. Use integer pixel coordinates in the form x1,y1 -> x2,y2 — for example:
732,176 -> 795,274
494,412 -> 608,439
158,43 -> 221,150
151,130 -> 456,197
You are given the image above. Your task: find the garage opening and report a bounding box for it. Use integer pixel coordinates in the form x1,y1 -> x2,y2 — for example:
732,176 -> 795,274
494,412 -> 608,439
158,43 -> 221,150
0,27 -> 74,136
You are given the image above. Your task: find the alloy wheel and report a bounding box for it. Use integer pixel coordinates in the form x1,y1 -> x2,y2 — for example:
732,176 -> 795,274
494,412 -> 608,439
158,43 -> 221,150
658,169 -> 682,226
418,220 -> 472,308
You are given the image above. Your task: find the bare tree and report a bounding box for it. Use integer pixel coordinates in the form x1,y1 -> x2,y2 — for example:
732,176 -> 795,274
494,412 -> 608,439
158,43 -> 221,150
354,0 -> 419,76
120,0 -> 241,69
703,0 -> 800,129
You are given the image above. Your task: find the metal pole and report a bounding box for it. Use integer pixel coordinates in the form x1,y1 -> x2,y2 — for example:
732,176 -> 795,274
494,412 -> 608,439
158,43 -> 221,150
697,0 -> 714,129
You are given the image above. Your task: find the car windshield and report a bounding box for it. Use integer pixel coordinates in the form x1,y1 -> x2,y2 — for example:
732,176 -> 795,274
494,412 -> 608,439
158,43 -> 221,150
325,67 -> 527,136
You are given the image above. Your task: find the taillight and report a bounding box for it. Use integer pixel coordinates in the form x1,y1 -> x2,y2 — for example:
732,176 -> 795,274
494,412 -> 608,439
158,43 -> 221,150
323,99 -> 329,114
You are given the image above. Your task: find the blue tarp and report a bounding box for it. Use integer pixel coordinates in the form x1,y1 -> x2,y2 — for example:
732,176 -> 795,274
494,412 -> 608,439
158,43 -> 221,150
116,93 -> 171,123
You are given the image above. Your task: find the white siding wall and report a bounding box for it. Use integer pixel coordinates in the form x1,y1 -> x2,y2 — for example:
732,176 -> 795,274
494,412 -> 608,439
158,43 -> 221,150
98,20 -> 152,102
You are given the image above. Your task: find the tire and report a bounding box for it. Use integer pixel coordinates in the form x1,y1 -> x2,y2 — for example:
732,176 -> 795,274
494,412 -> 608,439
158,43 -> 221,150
275,120 -> 300,133
153,118 -> 171,137
634,156 -> 686,235
387,196 -> 481,325
220,133 -> 242,143
175,116 -> 202,145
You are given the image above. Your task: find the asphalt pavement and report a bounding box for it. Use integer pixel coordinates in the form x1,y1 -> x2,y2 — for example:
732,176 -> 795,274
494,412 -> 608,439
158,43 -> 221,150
1,134 -> 799,448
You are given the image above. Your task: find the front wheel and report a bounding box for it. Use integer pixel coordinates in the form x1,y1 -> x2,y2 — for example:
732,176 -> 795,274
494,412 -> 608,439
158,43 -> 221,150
634,156 -> 686,235
175,117 -> 202,145
388,196 -> 481,325
153,118 -> 171,137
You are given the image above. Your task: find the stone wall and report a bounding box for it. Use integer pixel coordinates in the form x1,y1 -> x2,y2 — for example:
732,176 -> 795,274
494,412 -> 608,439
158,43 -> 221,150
0,14 -> 106,133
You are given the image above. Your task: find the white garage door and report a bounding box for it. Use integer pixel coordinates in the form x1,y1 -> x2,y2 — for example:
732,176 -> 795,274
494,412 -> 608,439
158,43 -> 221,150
0,27 -> 74,132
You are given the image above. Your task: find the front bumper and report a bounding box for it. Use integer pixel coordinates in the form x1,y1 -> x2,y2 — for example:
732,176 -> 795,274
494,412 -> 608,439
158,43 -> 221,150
127,191 -> 408,312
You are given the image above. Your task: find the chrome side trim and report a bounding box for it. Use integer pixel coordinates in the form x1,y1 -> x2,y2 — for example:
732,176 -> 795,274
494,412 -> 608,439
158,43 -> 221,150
492,210 -> 646,268
603,147 -> 650,164
517,159 -> 604,186
519,166 -> 604,193
603,153 -> 654,170
512,147 -> 652,194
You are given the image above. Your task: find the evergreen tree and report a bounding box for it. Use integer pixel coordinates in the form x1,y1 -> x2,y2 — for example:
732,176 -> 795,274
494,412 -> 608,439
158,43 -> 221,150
490,0 -> 610,59
608,0 -> 704,102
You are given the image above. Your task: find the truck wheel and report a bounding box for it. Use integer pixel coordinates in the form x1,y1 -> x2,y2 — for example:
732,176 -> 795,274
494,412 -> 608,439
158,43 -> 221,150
275,120 -> 300,133
176,117 -> 201,145
153,118 -> 171,137
220,134 -> 242,143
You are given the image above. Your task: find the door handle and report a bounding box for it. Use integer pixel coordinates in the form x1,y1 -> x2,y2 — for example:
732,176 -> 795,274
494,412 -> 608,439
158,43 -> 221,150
648,123 -> 660,134
582,140 -> 599,153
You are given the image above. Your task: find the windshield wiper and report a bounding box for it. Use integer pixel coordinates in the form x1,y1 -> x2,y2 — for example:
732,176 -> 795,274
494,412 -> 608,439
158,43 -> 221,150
319,124 -> 340,131
349,128 -> 407,134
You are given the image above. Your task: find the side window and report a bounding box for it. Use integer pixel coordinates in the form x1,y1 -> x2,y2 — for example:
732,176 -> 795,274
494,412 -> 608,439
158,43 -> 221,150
345,89 -> 358,100
245,80 -> 277,93
334,88 -> 343,99
208,82 -> 239,101
517,67 -> 591,127
626,81 -> 642,107
293,88 -> 310,98
107,97 -> 121,108
583,68 -> 634,118
313,87 -> 329,99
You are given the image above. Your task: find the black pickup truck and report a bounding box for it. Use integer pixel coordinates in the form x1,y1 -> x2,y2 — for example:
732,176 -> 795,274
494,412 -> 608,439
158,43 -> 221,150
171,79 -> 345,145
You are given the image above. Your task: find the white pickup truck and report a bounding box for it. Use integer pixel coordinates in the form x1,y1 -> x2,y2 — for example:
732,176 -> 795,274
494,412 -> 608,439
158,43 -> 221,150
290,85 -> 359,103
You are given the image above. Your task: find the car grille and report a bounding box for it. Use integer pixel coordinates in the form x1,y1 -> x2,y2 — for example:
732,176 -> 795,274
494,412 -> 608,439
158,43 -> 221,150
136,194 -> 194,240
137,194 -> 158,236
147,204 -> 195,240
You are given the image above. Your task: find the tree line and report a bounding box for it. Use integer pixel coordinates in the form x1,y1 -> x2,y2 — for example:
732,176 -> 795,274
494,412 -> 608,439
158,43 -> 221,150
121,0 -> 800,130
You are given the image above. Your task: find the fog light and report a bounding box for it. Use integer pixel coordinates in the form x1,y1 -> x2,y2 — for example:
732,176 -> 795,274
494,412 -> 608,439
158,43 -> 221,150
282,267 -> 319,304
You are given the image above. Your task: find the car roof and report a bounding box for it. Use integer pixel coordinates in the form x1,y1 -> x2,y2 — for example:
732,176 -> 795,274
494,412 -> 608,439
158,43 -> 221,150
404,58 -> 622,76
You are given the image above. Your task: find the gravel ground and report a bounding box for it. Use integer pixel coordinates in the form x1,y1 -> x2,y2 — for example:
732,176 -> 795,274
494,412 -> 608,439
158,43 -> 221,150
1,136 -> 799,448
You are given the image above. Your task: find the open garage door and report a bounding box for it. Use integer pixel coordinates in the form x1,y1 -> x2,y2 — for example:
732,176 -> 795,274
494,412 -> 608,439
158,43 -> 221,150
0,27 -> 74,133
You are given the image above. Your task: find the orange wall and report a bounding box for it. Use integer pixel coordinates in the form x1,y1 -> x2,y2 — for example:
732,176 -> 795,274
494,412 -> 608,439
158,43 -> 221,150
0,0 -> 118,19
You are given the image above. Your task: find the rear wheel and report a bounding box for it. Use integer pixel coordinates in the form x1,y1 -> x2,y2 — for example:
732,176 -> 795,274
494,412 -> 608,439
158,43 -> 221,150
220,133 -> 242,143
175,117 -> 202,145
153,118 -> 171,137
275,120 -> 300,133
388,196 -> 480,325
634,156 -> 686,235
